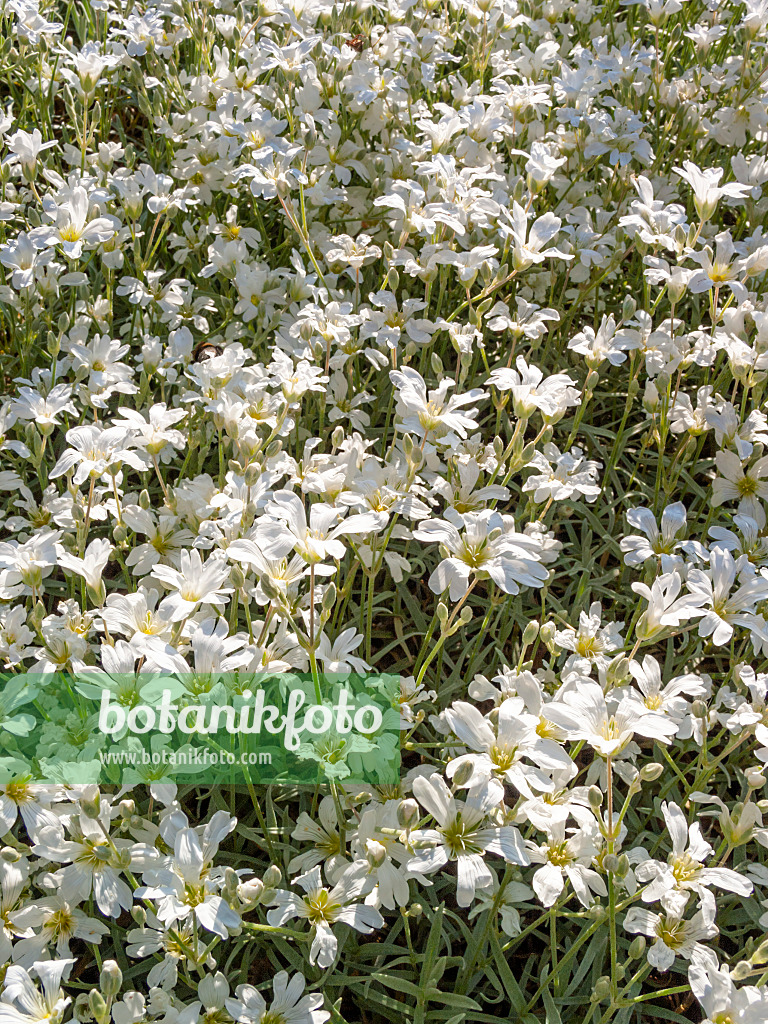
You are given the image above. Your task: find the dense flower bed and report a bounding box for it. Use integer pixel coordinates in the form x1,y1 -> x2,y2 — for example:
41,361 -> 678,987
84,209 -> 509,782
1,0 -> 768,1020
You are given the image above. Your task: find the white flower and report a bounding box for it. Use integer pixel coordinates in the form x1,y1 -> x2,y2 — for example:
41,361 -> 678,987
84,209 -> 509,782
487,356 -> 580,421
413,510 -> 548,600
526,819 -> 607,908
152,549 -> 233,621
688,962 -> 768,1024
545,680 -> 678,756
31,185 -> 119,259
620,503 -> 687,566
267,866 -> 383,968
503,201 -> 573,272
623,906 -> 718,973
443,696 -> 574,796
711,450 -> 768,521
636,801 -> 752,916
673,161 -> 751,221
226,973 -> 329,1024
135,814 -> 240,939
409,775 -> 529,907
674,547 -> 768,646
58,537 -> 112,592
390,367 -> 486,443
0,961 -> 75,1024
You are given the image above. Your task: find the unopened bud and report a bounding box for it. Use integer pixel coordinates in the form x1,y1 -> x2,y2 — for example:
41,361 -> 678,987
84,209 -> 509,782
732,960 -> 753,981
640,762 -> 664,782
430,353 -> 443,377
131,905 -> 146,926
588,786 -> 603,809
691,699 -> 708,719
522,620 -> 539,647
100,961 -> 122,998
622,295 -> 637,321
603,853 -> 620,873
139,489 -> 151,510
642,380 -> 659,414
230,565 -> 245,589
436,602 -> 449,627
238,877 -> 264,904
0,846 -> 20,862
80,788 -> 101,819
607,655 -> 630,685
592,977 -> 611,1002
521,441 -> 537,465
331,425 -> 345,450
539,620 -> 557,653
366,840 -> 387,869
398,798 -> 419,829
321,583 -> 337,612
263,865 -> 282,888
628,935 -> 646,959
88,992 -> 107,1021
451,760 -> 475,787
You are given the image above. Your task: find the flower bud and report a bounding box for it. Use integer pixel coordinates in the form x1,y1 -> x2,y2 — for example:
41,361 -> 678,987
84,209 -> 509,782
230,565 -> 245,589
588,785 -> 603,809
607,655 -> 630,685
603,853 -> 620,873
539,620 -> 557,653
642,380 -> 659,414
263,865 -> 282,888
451,760 -> 475,787
139,489 -> 151,510
366,840 -> 387,869
238,877 -> 264,905
732,960 -> 753,981
0,846 -> 20,862
691,699 -> 708,719
321,583 -> 337,612
80,786 -> 101,819
88,992 -> 107,1022
591,977 -> 611,1002
397,798 -> 419,829
522,620 -> 539,647
639,762 -> 664,782
100,961 -> 122,998
628,935 -> 646,959
244,463 -> 260,486
131,906 -> 146,926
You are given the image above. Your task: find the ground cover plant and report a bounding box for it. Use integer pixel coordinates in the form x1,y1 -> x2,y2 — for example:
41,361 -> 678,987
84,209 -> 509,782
1,0 -> 768,1020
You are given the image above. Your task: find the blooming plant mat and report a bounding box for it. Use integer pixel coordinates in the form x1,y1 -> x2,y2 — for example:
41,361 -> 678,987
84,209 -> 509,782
0,0 -> 767,1022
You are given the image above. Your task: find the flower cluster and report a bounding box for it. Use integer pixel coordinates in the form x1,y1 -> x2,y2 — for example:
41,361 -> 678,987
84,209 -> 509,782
1,0 -> 768,1020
